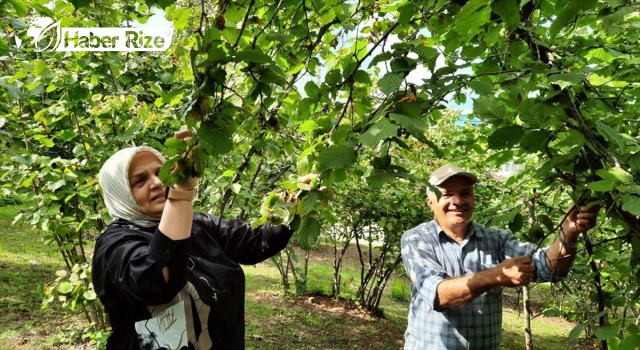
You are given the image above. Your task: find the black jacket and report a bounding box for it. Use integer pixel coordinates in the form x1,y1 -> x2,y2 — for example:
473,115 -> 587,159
92,212 -> 293,350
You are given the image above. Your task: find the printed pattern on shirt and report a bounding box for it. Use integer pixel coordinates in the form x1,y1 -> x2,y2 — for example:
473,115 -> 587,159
137,282 -> 212,350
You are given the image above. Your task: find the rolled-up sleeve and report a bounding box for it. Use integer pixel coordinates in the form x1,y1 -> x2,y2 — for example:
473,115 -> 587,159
401,227 -> 448,310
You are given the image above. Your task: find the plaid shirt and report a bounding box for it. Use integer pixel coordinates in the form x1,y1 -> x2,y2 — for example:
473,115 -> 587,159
400,220 -> 554,350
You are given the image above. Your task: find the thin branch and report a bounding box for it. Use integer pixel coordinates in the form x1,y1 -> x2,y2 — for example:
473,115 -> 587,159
336,21 -> 400,90
233,0 -> 256,48
330,84 -> 354,134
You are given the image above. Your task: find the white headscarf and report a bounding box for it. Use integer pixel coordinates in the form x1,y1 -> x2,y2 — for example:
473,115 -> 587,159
98,146 -> 166,227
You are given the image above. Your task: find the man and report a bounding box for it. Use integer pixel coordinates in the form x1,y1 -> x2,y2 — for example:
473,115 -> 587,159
400,163 -> 599,350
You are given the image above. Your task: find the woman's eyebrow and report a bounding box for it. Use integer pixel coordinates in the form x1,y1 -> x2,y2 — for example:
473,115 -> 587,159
129,171 -> 146,181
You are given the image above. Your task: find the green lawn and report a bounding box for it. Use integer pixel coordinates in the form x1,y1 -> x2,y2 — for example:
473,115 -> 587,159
0,202 -> 90,349
0,200 -> 593,349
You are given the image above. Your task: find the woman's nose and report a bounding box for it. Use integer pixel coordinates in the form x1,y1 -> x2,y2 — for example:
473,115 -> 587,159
149,174 -> 164,189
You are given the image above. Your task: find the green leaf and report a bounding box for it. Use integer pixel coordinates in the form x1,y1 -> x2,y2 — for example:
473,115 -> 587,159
11,155 -> 31,165
568,323 -> 587,339
192,145 -> 208,175
359,119 -> 399,149
596,121 -> 628,150
319,8 -> 336,25
354,70 -> 371,85
207,43 -> 233,64
600,6 -> 635,30
473,96 -> 507,123
467,80 -> 493,96
488,125 -> 523,150
366,169 -> 396,189
298,191 -> 321,215
325,69 -> 342,86
236,49 -> 272,64
554,130 -> 585,150
70,0 -> 92,8
453,0 -> 491,41
299,120 -> 318,134
588,180 -> 615,192
34,60 -> 55,80
0,39 -> 9,56
508,212 -> 524,233
164,137 -> 186,157
492,0 -> 520,31
304,81 -> 320,100
34,135 -> 55,148
369,52 -> 393,68
618,334 -> 640,350
83,290 -> 97,300
585,48 -> 616,63
317,143 -> 356,172
621,195 -> 640,217
397,2 -> 416,25
520,130 -> 550,153
413,45 -> 439,71
56,129 -> 77,142
167,7 -> 191,30
8,0 -> 29,15
199,122 -> 234,157
627,324 -> 640,335
538,214 -> 555,231
542,307 -> 562,317
378,73 -> 403,96
597,167 -> 634,183
389,113 -> 428,143
518,100 -> 550,128
57,282 -> 74,294
550,2 -> 580,40
595,324 -> 619,340
295,217 -> 321,249
548,73 -> 584,89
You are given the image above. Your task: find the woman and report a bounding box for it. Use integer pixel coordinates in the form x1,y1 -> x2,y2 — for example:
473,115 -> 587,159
92,132 -> 298,350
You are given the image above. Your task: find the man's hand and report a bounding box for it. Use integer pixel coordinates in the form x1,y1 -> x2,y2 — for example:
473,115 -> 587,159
561,204 -> 599,238
495,256 -> 535,287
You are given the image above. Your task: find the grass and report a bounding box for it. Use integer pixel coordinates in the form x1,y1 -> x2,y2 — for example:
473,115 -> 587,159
0,202 -> 90,350
0,200 -> 593,349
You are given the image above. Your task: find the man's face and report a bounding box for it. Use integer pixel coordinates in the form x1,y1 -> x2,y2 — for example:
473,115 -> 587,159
427,176 -> 475,231
128,151 -> 165,218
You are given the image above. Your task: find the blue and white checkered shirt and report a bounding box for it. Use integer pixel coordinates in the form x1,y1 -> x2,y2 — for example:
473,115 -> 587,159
400,220 -> 554,350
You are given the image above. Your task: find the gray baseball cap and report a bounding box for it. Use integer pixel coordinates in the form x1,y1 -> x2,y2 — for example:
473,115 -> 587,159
428,163 -> 478,186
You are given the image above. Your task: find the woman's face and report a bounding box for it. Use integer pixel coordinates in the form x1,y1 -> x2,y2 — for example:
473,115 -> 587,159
128,151 -> 165,218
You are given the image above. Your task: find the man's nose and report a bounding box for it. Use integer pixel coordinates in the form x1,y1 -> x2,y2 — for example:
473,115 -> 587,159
451,194 -> 464,205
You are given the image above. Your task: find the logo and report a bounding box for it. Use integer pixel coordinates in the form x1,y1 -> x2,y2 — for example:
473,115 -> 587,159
22,17 -> 174,52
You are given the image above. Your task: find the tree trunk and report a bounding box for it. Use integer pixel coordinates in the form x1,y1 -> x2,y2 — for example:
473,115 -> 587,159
524,193 -> 536,350
523,285 -> 533,350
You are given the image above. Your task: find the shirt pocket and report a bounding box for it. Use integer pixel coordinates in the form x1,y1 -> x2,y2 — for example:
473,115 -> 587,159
477,251 -> 499,272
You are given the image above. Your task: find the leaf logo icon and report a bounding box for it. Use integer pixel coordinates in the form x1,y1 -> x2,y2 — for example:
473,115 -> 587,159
26,17 -> 62,52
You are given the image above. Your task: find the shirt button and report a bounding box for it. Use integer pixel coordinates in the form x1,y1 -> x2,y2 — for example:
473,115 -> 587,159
165,249 -> 170,254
